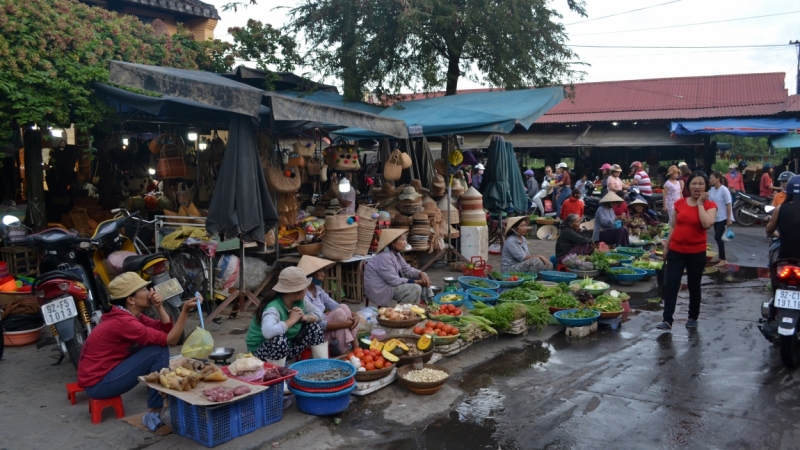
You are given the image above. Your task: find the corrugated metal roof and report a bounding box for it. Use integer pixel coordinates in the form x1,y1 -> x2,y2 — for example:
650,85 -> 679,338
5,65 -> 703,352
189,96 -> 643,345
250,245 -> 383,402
784,95 -> 800,113
538,73 -> 788,123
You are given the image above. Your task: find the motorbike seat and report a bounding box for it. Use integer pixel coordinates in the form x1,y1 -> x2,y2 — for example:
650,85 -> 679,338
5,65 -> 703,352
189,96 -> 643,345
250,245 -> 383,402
122,253 -> 166,273
34,270 -> 83,289
747,194 -> 769,202
648,193 -> 663,201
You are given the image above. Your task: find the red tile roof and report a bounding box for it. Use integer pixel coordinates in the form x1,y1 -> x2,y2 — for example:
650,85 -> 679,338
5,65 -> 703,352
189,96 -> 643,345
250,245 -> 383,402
784,95 -> 800,113
537,73 -> 788,123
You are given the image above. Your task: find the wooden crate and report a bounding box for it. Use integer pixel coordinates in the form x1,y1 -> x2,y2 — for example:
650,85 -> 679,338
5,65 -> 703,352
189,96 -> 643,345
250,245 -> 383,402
1,246 -> 39,276
340,260 -> 363,304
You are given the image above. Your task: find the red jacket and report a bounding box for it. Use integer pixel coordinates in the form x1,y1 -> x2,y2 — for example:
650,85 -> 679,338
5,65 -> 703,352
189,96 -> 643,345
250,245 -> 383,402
560,197 -> 584,220
77,307 -> 173,387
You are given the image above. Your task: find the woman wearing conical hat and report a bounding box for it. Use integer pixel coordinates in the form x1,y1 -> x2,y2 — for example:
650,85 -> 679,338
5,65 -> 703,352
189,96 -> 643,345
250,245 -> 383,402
501,216 -> 553,274
297,255 -> 360,356
363,229 -> 431,307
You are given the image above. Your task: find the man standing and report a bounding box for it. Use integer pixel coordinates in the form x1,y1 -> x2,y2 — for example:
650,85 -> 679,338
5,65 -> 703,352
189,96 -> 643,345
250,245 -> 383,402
472,164 -> 484,189
629,161 -> 652,201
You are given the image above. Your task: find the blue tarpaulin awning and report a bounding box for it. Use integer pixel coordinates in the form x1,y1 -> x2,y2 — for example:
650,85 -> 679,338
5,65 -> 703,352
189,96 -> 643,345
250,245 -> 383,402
771,133 -> 800,149
671,118 -> 800,137
334,87 -> 565,139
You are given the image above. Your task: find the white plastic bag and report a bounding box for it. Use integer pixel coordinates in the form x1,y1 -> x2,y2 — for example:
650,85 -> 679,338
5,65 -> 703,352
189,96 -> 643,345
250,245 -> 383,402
721,227 -> 734,242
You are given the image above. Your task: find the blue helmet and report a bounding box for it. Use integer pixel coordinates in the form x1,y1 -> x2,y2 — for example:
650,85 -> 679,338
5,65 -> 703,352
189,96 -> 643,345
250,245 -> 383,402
763,162 -> 774,170
524,169 -> 534,176
787,175 -> 800,201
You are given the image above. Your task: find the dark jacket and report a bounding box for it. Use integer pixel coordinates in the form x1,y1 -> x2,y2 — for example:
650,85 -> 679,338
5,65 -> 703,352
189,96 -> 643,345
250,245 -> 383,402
556,227 -> 593,258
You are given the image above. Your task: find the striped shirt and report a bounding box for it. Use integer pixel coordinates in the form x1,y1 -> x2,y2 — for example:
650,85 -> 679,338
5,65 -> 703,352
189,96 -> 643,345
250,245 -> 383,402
634,170 -> 652,196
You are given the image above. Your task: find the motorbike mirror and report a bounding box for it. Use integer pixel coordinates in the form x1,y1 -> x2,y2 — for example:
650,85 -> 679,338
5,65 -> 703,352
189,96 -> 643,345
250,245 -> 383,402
79,241 -> 92,250
2,215 -> 20,227
765,206 -> 776,213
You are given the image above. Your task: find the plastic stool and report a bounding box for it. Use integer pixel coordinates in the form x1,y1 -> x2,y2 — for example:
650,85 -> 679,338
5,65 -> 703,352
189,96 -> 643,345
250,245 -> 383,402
557,263 -> 567,272
296,348 -> 313,361
66,382 -> 85,405
88,396 -> 125,424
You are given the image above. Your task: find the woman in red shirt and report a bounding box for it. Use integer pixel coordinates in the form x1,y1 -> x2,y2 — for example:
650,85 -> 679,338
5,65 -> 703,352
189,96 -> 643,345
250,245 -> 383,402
657,172 -> 717,331
560,188 -> 584,221
760,163 -> 774,197
78,273 -> 198,415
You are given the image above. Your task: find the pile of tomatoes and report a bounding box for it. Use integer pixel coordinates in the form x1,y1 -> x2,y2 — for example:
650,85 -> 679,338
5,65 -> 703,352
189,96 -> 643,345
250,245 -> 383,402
433,303 -> 462,317
413,320 -> 459,337
348,348 -> 391,372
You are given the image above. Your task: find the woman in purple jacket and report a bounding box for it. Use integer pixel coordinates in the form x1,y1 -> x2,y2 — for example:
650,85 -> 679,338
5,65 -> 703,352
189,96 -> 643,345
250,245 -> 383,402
363,229 -> 431,307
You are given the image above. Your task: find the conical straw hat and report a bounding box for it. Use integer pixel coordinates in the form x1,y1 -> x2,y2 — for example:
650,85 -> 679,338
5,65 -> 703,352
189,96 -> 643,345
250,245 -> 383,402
297,255 -> 336,276
377,228 -> 408,253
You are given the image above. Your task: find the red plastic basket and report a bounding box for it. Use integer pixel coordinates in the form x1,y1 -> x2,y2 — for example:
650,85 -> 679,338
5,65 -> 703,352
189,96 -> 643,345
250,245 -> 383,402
288,376 -> 355,394
462,256 -> 491,277
221,362 -> 297,387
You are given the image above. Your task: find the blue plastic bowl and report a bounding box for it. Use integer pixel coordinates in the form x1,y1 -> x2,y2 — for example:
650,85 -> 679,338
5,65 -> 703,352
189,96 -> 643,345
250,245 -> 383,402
606,267 -> 648,285
434,291 -> 465,307
493,275 -> 525,288
553,309 -> 601,327
538,271 -> 577,283
289,384 -> 356,416
615,247 -> 647,258
290,359 -> 356,389
506,272 -> 538,282
621,263 -> 656,277
458,276 -> 501,291
466,288 -> 499,306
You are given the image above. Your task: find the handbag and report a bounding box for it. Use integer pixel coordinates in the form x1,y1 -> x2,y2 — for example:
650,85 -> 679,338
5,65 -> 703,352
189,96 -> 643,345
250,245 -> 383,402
325,144 -> 361,171
306,158 -> 321,176
383,149 -> 403,181
399,151 -> 412,169
264,165 -> 301,194
157,144 -> 189,179
286,151 -> 305,168
293,139 -> 316,157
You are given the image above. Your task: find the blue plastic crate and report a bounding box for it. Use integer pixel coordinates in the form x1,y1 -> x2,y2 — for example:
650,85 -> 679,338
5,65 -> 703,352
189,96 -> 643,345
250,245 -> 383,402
290,359 -> 356,389
169,384 -> 283,448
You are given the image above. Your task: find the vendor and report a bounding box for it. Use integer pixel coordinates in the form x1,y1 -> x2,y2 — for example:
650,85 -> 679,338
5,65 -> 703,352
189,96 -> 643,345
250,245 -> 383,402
555,214 -> 594,264
297,255 -> 360,356
77,273 -> 198,417
363,228 -> 431,307
246,267 -> 327,366
626,198 -> 658,230
501,216 -> 553,274
593,193 -> 631,247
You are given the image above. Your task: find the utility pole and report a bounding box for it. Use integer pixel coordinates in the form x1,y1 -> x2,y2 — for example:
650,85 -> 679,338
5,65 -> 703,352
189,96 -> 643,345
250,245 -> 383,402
792,40 -> 800,95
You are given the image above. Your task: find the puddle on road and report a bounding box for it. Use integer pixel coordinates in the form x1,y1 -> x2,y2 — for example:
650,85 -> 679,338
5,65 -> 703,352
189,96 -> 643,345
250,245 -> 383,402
382,410 -> 513,450
457,388 -> 505,425
459,341 -> 552,393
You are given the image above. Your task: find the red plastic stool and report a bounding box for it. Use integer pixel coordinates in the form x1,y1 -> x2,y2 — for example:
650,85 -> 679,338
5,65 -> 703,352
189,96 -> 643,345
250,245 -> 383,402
66,382 -> 85,405
295,348 -> 313,361
88,396 -> 125,424
557,263 -> 568,272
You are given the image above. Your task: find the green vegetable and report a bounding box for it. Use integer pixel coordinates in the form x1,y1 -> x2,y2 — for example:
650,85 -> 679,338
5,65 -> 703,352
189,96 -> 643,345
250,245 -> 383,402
498,288 -> 537,302
562,309 -> 598,319
473,300 -> 489,309
467,279 -> 493,288
489,271 -> 503,281
591,252 -> 610,273
593,295 -> 623,312
547,293 -> 581,309
471,291 -> 493,298
610,268 -> 637,275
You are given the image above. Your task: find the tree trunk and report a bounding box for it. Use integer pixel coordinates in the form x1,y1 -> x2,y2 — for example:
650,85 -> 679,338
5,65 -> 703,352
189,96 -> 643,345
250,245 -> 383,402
23,128 -> 46,230
341,3 -> 362,102
445,54 -> 461,96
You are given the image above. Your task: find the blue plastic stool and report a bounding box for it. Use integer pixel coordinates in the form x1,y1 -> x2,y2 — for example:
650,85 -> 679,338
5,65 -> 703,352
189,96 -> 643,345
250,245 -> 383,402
549,255 -> 557,266
598,316 -> 622,330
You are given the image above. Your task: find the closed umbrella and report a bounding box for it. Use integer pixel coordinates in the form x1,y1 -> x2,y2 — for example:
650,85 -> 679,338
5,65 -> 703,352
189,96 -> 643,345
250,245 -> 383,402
480,136 -> 527,214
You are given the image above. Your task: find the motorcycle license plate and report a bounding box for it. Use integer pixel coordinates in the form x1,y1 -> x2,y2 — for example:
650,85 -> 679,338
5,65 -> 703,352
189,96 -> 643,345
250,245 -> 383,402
154,278 -> 184,300
41,296 -> 78,326
775,289 -> 800,309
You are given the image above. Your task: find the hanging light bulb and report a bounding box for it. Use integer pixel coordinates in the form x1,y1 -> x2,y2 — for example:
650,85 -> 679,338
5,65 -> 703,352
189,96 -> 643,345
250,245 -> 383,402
148,168 -> 156,175
198,138 -> 208,151
338,177 -> 351,193
122,138 -> 129,146
187,132 -> 198,142
51,129 -> 63,138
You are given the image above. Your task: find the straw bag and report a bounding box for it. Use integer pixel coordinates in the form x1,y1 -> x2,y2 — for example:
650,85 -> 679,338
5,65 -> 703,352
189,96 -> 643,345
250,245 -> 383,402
306,158 -> 321,176
148,133 -> 180,156
293,140 -> 316,157
264,165 -> 301,194
400,151 -> 412,169
384,150 -> 403,181
322,215 -> 358,260
325,144 -> 361,171
157,143 -> 189,179
354,204 -> 378,256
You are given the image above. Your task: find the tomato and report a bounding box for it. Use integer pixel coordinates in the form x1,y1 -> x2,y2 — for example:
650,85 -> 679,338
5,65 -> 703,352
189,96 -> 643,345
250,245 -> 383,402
374,360 -> 384,369
450,329 -> 458,336
435,322 -> 443,330
354,349 -> 364,357
385,362 -> 392,368
425,320 -> 435,328
424,327 -> 435,335
365,362 -> 375,371
413,326 -> 424,335
364,355 -> 374,363
454,309 -> 462,316
376,357 -> 385,365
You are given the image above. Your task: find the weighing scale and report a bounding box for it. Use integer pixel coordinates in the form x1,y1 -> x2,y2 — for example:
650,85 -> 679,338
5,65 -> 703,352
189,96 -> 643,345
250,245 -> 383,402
443,277 -> 459,293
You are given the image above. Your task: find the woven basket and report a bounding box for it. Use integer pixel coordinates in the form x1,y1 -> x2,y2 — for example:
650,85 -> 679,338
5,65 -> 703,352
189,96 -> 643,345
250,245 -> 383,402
397,200 -> 422,216
321,224 -> 358,260
354,218 -> 377,256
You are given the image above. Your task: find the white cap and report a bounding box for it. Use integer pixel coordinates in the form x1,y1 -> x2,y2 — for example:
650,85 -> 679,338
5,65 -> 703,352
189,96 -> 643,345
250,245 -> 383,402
556,162 -> 568,169
475,163 -> 485,170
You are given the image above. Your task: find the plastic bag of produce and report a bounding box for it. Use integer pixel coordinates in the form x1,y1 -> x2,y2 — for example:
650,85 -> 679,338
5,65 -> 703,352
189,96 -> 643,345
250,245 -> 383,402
181,326 -> 214,359
356,306 -> 377,335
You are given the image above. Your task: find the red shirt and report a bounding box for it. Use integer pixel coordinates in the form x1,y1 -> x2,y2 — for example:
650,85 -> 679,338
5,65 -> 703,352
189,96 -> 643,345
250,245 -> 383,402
679,175 -> 690,197
669,198 -> 717,254
77,307 -> 173,387
612,202 -> 628,217
560,197 -> 584,220
725,172 -> 745,192
760,173 -> 773,197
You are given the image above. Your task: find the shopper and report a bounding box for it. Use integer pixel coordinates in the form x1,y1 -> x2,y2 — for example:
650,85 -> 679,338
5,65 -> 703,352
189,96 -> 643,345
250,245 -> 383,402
657,171 -> 717,331
297,256 -> 360,356
501,216 -> 553,274
707,171 -> 733,267
606,165 -> 626,195
760,163 -> 775,197
524,169 -> 540,210
629,161 -> 652,200
663,165 -> 682,224
560,188 -> 584,221
724,163 -> 746,195
554,162 -> 572,216
678,162 -> 691,197
555,214 -> 594,264
472,163 -> 485,189
575,174 -> 588,197
599,163 -> 612,197
592,192 -> 630,247
772,171 -> 796,206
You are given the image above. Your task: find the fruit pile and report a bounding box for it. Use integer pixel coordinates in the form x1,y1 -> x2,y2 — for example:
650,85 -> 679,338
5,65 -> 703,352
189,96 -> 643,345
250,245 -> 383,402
348,340 -> 395,372
378,305 -> 426,321
413,320 -> 459,337
431,303 -> 462,317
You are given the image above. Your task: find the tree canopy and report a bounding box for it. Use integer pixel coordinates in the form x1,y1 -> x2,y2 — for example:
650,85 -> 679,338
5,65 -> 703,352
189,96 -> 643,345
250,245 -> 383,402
287,0 -> 587,101
0,0 -> 300,139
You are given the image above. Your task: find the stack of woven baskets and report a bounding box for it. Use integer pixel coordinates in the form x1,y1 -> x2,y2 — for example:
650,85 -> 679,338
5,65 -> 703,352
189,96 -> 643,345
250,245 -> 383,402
321,214 -> 358,261
354,205 -> 378,256
431,175 -> 446,198
437,197 -> 459,225
450,178 -> 465,198
397,186 -> 423,216
409,213 -> 430,251
391,214 -> 411,230
459,186 -> 486,226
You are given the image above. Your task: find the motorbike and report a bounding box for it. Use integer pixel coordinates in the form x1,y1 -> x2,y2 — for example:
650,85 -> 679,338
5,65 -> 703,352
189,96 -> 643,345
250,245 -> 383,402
23,226 -> 110,369
529,186 -> 558,218
759,255 -> 800,369
733,192 -> 770,227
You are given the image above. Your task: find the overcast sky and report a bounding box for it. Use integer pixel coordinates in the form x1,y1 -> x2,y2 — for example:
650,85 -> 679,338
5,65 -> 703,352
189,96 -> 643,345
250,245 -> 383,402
208,0 -> 800,93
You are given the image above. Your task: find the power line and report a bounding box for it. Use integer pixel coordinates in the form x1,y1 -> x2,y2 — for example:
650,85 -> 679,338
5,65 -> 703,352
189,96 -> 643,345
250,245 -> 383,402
580,46 -> 789,59
569,44 -> 790,49
571,10 -> 800,37
565,0 -> 681,26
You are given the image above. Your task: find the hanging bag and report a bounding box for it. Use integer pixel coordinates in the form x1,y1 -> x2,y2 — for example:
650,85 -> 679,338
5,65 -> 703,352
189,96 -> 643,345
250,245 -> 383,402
293,138 -> 316,157
384,149 -> 403,181
156,140 -> 189,179
306,158 -> 321,176
325,143 -> 361,171
264,164 -> 301,194
399,151 -> 412,169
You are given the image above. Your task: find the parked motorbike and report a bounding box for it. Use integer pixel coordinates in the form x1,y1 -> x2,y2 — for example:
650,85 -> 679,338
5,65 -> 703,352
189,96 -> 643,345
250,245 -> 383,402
759,256 -> 800,369
733,192 -> 770,227
23,226 -> 110,369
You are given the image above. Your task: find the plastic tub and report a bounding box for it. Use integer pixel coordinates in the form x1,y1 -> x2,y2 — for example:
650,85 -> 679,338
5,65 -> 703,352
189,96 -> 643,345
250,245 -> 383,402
538,271 -> 577,283
289,384 -> 356,416
289,359 -> 356,389
3,325 -> 44,347
553,309 -> 601,327
465,288 -> 499,305
458,276 -> 500,291
433,291 -> 465,307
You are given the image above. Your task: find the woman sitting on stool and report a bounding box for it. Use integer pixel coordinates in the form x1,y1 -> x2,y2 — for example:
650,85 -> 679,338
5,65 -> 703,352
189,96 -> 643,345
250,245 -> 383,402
593,192 -> 631,248
246,267 -> 327,367
556,214 -> 594,264
501,216 -> 553,274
